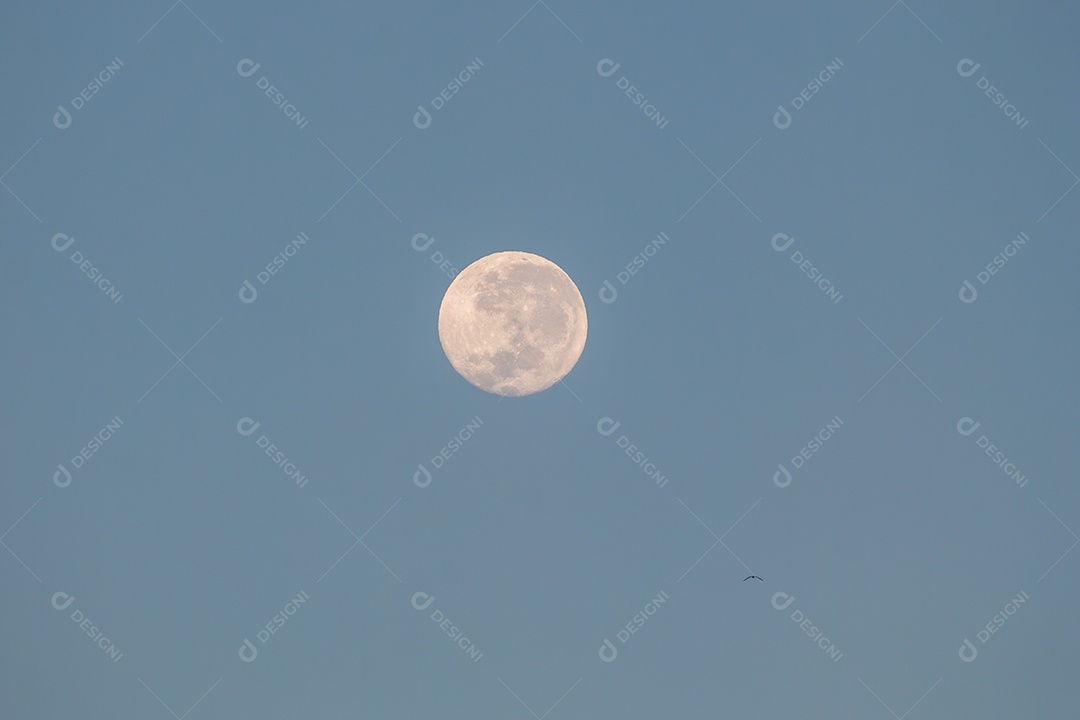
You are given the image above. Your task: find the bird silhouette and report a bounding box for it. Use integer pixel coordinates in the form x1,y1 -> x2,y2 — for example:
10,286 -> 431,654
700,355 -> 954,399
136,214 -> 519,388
743,575 -> 764,582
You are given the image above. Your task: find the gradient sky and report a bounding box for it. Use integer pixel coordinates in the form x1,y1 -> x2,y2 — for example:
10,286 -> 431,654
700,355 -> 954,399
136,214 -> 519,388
3,1 -> 1079,717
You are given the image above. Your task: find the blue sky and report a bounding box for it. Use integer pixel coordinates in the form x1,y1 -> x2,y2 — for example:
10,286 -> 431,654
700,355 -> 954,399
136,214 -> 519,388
2,1 -> 1079,717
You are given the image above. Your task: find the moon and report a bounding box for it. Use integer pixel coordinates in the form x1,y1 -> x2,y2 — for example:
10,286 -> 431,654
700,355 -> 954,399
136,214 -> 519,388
438,251 -> 588,396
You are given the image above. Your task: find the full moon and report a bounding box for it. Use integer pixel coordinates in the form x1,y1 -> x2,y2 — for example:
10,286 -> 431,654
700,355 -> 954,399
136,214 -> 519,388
438,251 -> 588,396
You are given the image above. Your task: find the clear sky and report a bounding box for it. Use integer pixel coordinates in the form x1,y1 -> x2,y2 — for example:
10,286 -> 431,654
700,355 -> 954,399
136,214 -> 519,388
3,1 -> 1079,717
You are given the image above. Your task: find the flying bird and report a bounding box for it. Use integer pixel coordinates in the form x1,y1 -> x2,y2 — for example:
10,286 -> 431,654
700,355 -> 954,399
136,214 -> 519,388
743,575 -> 764,582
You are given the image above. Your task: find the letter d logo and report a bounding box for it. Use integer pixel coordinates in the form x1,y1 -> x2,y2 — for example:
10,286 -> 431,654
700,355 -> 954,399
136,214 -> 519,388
956,59 -> 981,78
51,233 -> 75,252
773,464 -> 792,488
956,417 -> 981,436
411,591 -> 435,611
773,105 -> 792,130
771,591 -> 795,611
596,59 -> 621,78
414,464 -> 432,488
413,105 -> 432,130
596,417 -> 621,436
236,59 -> 261,77
598,280 -> 618,304
53,105 -> 72,130
54,464 -> 72,488
239,638 -> 258,662
51,591 -> 75,611
238,280 -> 258,304
411,233 -> 435,252
771,233 -> 795,252
236,417 -> 261,436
